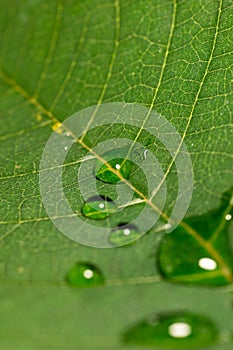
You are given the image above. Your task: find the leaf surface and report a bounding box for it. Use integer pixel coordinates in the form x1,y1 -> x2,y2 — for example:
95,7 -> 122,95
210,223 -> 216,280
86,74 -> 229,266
0,0 -> 233,349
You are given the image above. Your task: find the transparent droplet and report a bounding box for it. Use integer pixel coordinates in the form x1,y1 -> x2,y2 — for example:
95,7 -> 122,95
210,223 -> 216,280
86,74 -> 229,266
123,311 -> 218,348
109,223 -> 141,246
81,196 -> 117,220
66,262 -> 105,287
95,148 -> 132,184
158,188 -> 233,286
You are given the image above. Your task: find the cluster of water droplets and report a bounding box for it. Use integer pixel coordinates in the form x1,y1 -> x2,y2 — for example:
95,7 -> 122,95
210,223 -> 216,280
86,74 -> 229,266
80,147 -> 142,246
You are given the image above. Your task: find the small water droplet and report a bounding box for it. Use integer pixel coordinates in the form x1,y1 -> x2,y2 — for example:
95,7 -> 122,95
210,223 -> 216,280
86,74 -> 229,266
95,148 -> 132,184
81,196 -> 117,220
198,257 -> 217,271
109,223 -> 141,246
225,214 -> 232,221
64,146 -> 68,151
123,311 -> 218,348
66,262 -> 104,287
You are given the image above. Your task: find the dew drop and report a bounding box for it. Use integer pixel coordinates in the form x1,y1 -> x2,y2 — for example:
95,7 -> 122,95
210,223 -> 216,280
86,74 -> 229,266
95,148 -> 132,184
198,257 -> 217,271
66,262 -> 104,287
123,311 -> 218,348
109,223 -> 141,246
81,196 -> 117,220
158,188 -> 233,286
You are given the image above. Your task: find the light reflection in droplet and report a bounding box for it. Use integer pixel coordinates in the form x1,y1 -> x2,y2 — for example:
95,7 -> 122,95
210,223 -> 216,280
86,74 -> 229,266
123,228 -> 131,236
83,269 -> 94,279
168,322 -> 192,338
198,257 -> 217,271
225,214 -> 232,221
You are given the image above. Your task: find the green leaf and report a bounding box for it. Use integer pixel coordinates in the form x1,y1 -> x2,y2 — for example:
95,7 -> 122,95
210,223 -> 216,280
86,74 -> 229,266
0,0 -> 233,349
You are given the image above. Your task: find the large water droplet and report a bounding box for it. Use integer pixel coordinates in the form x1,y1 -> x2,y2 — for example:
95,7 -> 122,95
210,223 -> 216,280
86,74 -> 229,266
109,223 -> 141,246
123,311 -> 218,348
158,188 -> 233,286
81,196 -> 117,219
95,148 -> 132,184
66,262 -> 105,287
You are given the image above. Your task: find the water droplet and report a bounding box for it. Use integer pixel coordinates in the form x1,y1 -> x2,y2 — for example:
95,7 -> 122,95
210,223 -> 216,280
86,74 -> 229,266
81,196 -> 117,220
95,148 -> 132,184
66,262 -> 104,287
109,223 -> 141,246
123,311 -> 218,348
64,146 -> 68,151
158,188 -> 233,286
225,214 -> 232,221
198,257 -> 217,271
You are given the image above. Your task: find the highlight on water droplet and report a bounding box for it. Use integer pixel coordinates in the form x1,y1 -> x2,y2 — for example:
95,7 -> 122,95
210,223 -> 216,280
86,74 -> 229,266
123,311 -> 219,348
109,223 -> 141,246
225,214 -> 232,221
168,322 -> 192,338
95,148 -> 132,184
198,257 -> 217,271
83,269 -> 94,279
81,195 -> 117,220
66,262 -> 105,287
